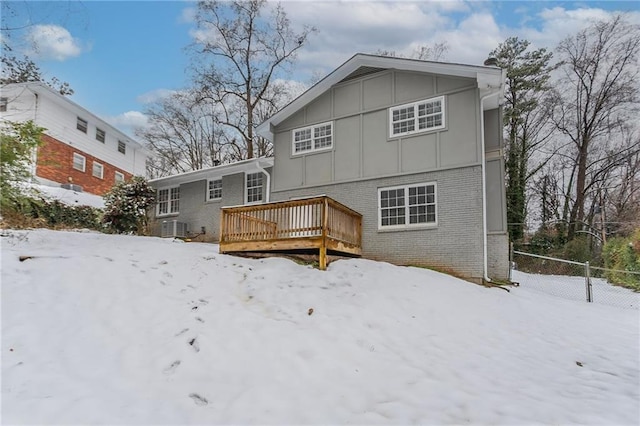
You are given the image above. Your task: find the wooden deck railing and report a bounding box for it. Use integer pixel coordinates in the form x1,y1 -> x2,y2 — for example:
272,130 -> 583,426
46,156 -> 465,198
219,196 -> 362,269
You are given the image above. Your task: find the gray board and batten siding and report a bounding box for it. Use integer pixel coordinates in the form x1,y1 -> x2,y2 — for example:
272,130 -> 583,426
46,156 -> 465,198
268,68 -> 508,280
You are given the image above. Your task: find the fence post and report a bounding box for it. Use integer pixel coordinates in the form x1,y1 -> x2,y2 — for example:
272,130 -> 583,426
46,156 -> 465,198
584,261 -> 593,303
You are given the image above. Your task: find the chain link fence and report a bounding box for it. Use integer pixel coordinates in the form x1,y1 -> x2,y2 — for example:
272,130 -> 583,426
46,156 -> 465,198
511,250 -> 640,310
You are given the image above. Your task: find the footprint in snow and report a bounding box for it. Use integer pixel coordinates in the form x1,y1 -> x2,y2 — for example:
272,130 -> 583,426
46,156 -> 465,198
188,337 -> 200,352
175,328 -> 189,337
189,393 -> 208,406
163,360 -> 181,375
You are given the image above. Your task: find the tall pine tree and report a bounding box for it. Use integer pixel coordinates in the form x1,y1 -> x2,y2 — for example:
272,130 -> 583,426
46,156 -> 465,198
488,37 -> 554,240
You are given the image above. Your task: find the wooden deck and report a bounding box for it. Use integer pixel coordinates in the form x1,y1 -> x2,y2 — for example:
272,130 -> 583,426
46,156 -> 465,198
219,196 -> 362,269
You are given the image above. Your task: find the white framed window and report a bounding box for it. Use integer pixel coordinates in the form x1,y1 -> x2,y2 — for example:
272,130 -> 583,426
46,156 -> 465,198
0,97 -> 7,112
118,140 -> 126,154
92,162 -> 104,179
77,117 -> 88,133
96,128 -> 106,143
378,182 -> 437,229
389,96 -> 445,138
157,186 -> 180,215
72,153 -> 86,172
292,121 -> 333,155
245,172 -> 263,204
114,171 -> 125,183
207,178 -> 222,201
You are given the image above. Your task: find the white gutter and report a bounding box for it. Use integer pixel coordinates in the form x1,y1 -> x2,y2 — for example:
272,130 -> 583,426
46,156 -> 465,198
479,88 -> 502,283
255,160 -> 271,203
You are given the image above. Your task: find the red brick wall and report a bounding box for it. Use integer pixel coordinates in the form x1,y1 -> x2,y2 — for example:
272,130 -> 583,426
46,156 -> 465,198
36,134 -> 133,195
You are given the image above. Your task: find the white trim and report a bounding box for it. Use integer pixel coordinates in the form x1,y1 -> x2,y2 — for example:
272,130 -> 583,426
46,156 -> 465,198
291,121 -> 333,156
114,171 -> 125,183
92,161 -> 104,179
377,182 -> 438,230
206,178 -> 223,201
389,96 -> 445,138
72,152 -> 86,172
156,186 -> 180,216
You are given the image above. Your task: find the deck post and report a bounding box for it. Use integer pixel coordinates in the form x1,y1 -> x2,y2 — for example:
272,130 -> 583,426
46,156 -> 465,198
319,197 -> 329,270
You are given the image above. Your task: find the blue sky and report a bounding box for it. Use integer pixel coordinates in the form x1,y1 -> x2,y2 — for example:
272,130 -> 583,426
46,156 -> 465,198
2,1 -> 638,136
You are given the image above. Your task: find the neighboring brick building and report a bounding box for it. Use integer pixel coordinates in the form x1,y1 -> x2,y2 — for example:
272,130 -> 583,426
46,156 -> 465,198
0,82 -> 147,195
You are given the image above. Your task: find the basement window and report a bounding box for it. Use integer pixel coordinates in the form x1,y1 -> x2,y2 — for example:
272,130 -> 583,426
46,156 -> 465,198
378,182 -> 437,229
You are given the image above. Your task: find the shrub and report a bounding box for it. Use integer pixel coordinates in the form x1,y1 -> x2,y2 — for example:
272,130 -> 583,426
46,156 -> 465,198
602,230 -> 640,291
102,176 -> 156,234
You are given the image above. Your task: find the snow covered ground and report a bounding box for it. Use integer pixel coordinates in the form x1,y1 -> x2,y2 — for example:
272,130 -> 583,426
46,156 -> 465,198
2,229 -> 639,425
31,184 -> 105,209
513,270 -> 640,310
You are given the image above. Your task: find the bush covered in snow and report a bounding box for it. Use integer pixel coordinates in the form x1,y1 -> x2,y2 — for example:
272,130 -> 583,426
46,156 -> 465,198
102,176 -> 156,235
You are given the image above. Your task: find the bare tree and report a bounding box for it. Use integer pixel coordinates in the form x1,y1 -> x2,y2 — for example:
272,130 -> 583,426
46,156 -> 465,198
137,90 -> 222,177
549,15 -> 640,240
191,0 -> 315,159
375,41 -> 450,61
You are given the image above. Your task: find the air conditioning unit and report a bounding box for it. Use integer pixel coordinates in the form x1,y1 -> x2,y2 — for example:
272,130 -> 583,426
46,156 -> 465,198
61,183 -> 83,192
161,220 -> 188,238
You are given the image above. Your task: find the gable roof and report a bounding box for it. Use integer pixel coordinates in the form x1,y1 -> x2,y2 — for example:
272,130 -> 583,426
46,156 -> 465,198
257,53 -> 505,140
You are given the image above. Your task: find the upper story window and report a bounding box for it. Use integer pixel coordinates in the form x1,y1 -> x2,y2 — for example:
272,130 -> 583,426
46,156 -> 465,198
72,153 -> 86,172
378,182 -> 437,229
246,172 -> 263,204
157,187 -> 180,215
292,122 -> 333,155
96,128 -> 106,143
389,96 -> 445,138
77,117 -> 88,133
92,162 -> 104,179
118,140 -> 126,154
0,97 -> 7,112
114,171 -> 125,183
207,179 -> 222,201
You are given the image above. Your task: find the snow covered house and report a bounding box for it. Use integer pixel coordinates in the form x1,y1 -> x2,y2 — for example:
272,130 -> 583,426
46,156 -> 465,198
0,82 -> 147,195
149,54 -> 509,281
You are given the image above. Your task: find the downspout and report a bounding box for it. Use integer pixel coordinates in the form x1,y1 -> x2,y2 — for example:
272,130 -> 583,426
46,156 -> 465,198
479,89 -> 501,283
255,160 -> 271,203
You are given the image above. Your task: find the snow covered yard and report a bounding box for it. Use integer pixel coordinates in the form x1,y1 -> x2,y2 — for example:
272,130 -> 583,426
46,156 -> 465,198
2,229 -> 639,425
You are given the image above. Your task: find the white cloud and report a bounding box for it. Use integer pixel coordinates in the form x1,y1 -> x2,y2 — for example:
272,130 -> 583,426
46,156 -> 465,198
104,111 -> 149,137
25,24 -> 85,61
136,89 -> 179,105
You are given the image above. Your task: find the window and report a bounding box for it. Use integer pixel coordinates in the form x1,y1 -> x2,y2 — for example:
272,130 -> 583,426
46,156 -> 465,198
389,96 -> 444,137
292,122 -> 333,155
118,140 -> 126,154
378,182 -> 437,229
157,187 -> 180,215
72,153 -> 86,172
246,172 -> 263,204
96,128 -> 105,143
0,97 -> 7,112
207,179 -> 222,201
77,117 -> 88,133
114,171 -> 125,183
92,162 -> 104,179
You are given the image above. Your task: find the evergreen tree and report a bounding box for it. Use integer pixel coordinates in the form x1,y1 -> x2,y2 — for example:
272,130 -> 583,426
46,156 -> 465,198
488,37 -> 554,240
102,177 -> 156,235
